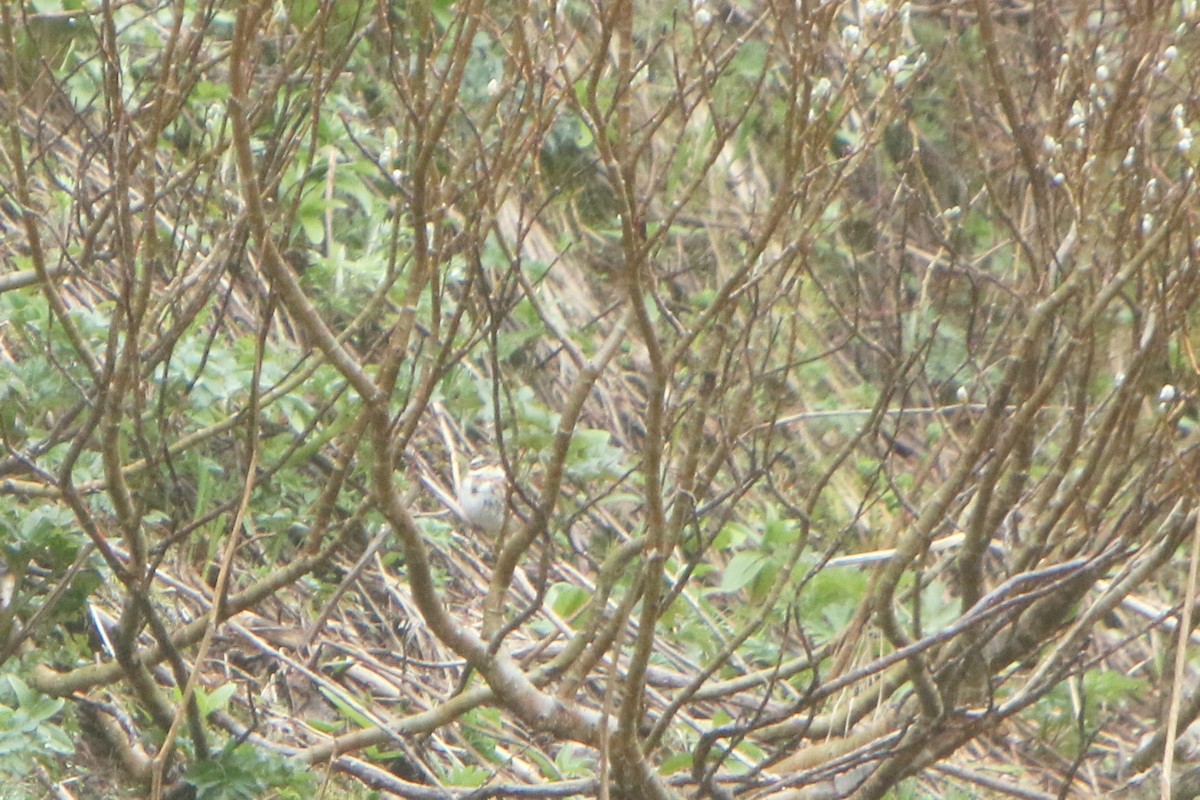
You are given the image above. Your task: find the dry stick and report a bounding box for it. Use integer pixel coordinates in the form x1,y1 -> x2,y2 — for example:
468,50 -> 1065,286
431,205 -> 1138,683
356,116 -> 608,784
0,266 -> 64,293
580,5 -> 677,795
89,0 -> 197,760
147,293 -> 269,799
229,621 -> 416,753
0,4 -> 101,383
300,502 -> 377,654
300,480 -> 426,658
932,762 -> 1056,800
1162,508 -> 1200,800
598,597 -> 629,800
227,4 -> 380,407
483,311 -> 631,636
0,539 -> 96,664
2,345 -> 332,500
29,524 -> 352,697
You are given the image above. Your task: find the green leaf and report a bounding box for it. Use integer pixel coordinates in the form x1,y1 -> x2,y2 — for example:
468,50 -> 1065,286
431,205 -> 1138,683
658,751 -> 692,775
730,40 -> 767,79
195,683 -> 237,718
186,742 -> 315,800
719,552 -> 769,594
316,685 -> 373,728
554,743 -> 594,778
0,673 -> 71,780
549,583 -> 590,619
799,567 -> 868,638
446,764 -> 489,787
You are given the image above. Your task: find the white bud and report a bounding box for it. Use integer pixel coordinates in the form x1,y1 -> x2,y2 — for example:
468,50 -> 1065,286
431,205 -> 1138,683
861,0 -> 885,18
956,386 -> 969,404
1159,384 -> 1177,404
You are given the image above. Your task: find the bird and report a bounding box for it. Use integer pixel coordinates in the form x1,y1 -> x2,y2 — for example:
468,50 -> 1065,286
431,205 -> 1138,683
456,455 -> 508,536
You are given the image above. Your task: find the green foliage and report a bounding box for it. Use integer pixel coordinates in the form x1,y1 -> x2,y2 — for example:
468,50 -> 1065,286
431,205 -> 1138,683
797,566 -> 868,642
184,742 -> 316,800
176,683 -> 237,720
1026,670 -> 1148,750
0,502 -> 101,628
460,707 -> 503,766
0,504 -> 76,571
0,294 -> 87,430
445,764 -> 489,788
2,0 -> 1197,796
549,582 -> 590,619
552,742 -> 595,779
658,750 -> 693,776
0,674 -> 73,781
718,550 -> 774,597
565,428 -> 625,480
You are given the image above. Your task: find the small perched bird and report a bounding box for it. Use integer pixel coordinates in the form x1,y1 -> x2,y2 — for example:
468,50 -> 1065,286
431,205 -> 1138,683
456,456 -> 507,536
